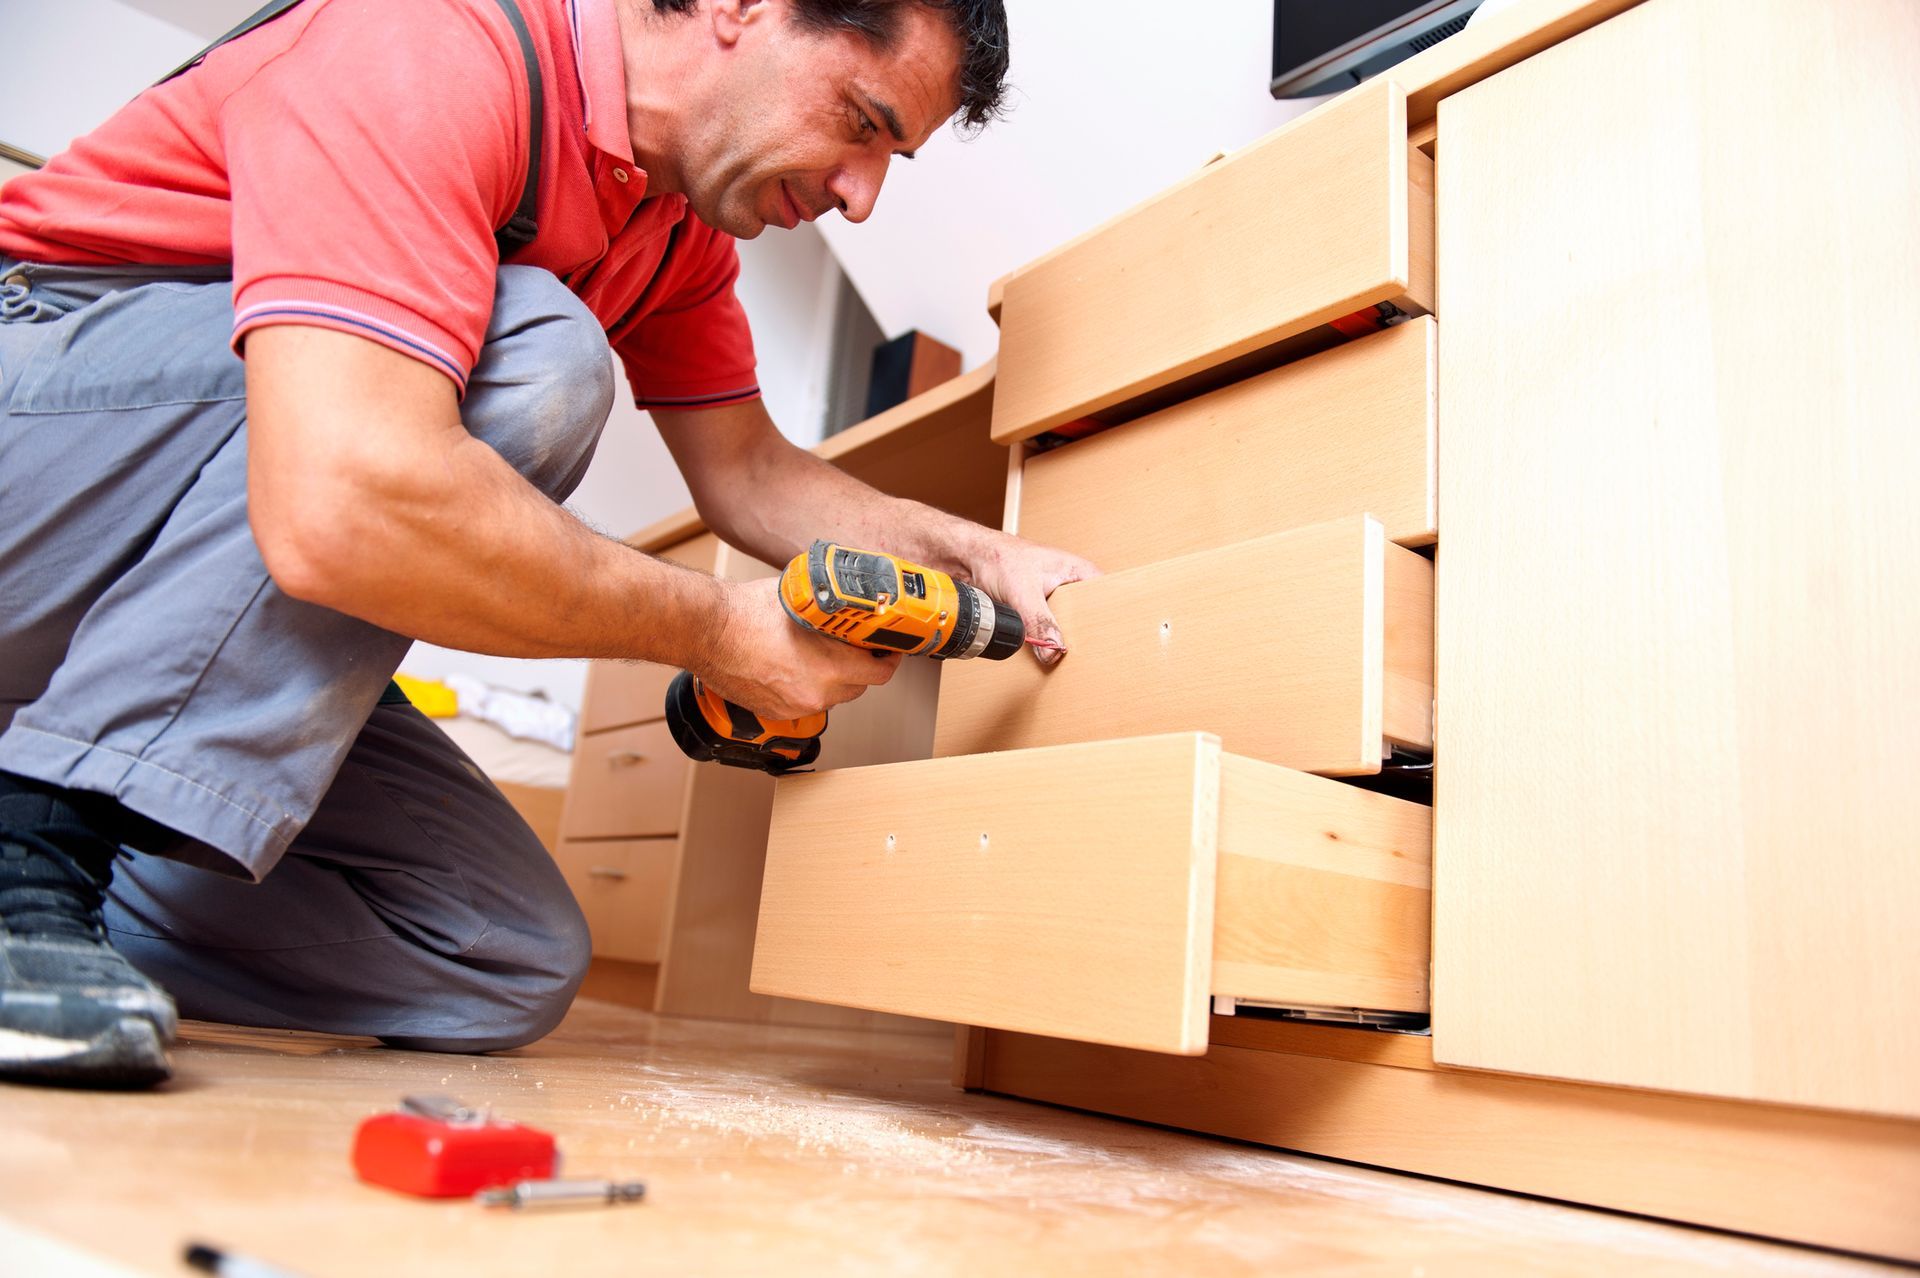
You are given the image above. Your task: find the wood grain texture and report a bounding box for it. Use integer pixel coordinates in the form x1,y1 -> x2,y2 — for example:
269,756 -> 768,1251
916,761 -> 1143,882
1214,755 -> 1431,1012
553,837 -> 677,963
558,719 -> 689,840
752,734 -> 1224,1055
652,543 -> 944,1035
1434,0 -> 1920,1117
990,78 -> 1431,445
1017,319 -> 1437,571
10,1002 -> 1890,1278
974,1027 -> 1920,1264
933,517 -> 1434,774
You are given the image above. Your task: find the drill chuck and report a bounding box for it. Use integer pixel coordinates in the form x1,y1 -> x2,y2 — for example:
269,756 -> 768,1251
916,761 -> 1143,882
935,581 -> 1024,661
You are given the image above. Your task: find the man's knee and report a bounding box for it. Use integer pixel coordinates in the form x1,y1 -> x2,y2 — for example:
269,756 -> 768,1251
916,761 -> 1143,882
468,266 -> 615,503
379,875 -> 592,1054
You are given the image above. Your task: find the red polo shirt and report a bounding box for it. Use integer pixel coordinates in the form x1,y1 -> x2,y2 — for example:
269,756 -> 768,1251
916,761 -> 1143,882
0,0 -> 760,409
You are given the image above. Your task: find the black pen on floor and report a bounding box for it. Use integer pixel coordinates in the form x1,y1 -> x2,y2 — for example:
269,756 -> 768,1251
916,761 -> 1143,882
184,1241 -> 312,1278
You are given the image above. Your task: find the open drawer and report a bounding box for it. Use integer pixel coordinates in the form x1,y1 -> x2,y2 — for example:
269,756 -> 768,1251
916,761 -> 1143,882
750,734 -> 1431,1055
991,77 -> 1434,445
934,516 -> 1433,776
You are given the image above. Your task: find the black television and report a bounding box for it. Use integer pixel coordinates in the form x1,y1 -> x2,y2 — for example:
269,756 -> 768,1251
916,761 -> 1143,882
1271,0 -> 1481,99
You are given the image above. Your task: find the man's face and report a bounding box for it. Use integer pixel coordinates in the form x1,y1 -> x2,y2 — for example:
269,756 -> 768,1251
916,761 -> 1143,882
679,1 -> 964,238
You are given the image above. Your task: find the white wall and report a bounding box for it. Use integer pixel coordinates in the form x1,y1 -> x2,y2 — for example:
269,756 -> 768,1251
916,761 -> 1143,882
1,0 -> 215,158
819,1 -> 1329,370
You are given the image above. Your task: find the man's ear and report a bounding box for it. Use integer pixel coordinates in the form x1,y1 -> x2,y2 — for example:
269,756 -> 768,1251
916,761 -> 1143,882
710,0 -> 772,48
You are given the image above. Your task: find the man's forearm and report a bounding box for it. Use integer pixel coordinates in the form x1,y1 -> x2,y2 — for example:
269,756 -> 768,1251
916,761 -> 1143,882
710,432 -> 990,574
246,324 -> 732,668
292,433 -> 732,663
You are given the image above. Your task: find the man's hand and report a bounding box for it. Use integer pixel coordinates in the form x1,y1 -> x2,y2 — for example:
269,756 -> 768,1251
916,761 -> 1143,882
949,531 -> 1100,667
654,399 -> 1102,669
697,577 -> 903,719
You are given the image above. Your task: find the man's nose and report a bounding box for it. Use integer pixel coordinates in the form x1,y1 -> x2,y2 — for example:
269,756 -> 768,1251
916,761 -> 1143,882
826,153 -> 889,224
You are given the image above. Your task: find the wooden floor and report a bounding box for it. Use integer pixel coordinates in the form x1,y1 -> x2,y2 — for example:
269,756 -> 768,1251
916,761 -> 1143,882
0,998 -> 1901,1277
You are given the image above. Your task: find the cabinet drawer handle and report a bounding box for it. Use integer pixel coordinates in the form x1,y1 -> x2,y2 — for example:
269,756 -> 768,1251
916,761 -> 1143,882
606,751 -> 649,767
588,866 -> 628,881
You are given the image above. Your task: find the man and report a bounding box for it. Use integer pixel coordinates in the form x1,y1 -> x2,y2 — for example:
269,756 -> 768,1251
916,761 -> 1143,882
0,0 -> 1094,1088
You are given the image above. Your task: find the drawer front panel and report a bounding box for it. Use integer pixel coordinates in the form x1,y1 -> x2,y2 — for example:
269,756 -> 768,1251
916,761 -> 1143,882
1019,319 -> 1436,572
753,734 -> 1222,1055
751,733 -> 1432,1054
553,837 -> 677,964
992,79 -> 1434,444
934,517 -> 1434,775
561,721 -> 690,840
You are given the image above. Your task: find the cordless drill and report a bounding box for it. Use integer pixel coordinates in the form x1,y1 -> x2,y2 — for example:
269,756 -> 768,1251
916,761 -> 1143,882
665,541 -> 1024,774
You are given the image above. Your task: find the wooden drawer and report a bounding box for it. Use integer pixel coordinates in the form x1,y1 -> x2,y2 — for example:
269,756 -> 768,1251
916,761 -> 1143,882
750,733 -> 1431,1055
560,721 -> 690,840
991,78 -> 1434,445
934,516 -> 1433,775
553,837 -> 677,964
1018,318 -> 1436,571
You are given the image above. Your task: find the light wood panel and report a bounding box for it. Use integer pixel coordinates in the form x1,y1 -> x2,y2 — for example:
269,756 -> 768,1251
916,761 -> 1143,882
558,719 -> 689,840
1394,0 -> 1647,125
973,1025 -> 1920,1264
1433,0 -> 1920,1116
753,734 -> 1223,1055
553,836 -> 676,963
934,517 -> 1434,775
1017,319 -> 1437,570
652,543 -> 941,1035
815,358 -> 1006,530
991,78 -> 1432,445
1214,756 -> 1430,1012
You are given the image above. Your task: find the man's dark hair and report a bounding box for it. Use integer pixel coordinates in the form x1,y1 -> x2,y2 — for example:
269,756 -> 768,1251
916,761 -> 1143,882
650,0 -> 1010,133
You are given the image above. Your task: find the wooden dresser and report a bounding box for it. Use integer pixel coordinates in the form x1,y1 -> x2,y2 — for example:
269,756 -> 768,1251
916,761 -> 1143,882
742,0 -> 1920,1260
557,363 -> 1005,1031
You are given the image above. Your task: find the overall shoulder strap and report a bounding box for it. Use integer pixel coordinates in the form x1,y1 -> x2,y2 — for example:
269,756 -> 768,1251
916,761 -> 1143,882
486,0 -> 545,257
157,0 -> 544,258
157,0 -> 306,85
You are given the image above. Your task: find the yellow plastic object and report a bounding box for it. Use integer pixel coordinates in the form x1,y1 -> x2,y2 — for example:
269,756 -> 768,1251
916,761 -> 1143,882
392,674 -> 459,718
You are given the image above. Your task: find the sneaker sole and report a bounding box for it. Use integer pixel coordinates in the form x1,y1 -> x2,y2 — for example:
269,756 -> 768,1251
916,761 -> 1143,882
0,1017 -> 172,1089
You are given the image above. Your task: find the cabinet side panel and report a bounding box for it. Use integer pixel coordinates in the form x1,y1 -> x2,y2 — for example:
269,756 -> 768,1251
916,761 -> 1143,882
1433,0 -> 1920,1115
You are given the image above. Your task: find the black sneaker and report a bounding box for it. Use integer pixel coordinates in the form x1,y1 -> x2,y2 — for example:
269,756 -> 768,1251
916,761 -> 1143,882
0,802 -> 178,1088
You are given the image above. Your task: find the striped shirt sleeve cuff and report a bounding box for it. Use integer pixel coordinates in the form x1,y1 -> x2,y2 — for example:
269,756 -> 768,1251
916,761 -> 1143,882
631,382 -> 762,412
232,277 -> 476,394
